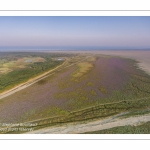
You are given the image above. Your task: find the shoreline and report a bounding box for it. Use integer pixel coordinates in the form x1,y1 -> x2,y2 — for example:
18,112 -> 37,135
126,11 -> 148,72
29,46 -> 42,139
77,50 -> 150,76
44,50 -> 150,75
96,50 -> 150,76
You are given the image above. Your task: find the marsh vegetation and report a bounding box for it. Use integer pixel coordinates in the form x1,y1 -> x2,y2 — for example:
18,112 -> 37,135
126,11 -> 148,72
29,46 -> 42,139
0,52 -> 74,92
0,52 -> 150,133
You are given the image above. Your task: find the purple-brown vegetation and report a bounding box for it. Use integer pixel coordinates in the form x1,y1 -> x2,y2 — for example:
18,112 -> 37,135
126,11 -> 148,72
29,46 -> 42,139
0,55 -> 149,123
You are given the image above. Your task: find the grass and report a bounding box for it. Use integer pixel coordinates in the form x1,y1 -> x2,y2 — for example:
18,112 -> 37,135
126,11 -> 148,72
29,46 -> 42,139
72,62 -> 93,78
0,52 -> 74,93
99,87 -> 107,94
84,121 -> 150,134
119,108 -> 150,119
90,90 -> 97,96
0,57 -> 46,75
0,54 -> 150,133
1,96 -> 150,134
36,56 -> 150,121
86,81 -> 94,86
0,68 -> 12,74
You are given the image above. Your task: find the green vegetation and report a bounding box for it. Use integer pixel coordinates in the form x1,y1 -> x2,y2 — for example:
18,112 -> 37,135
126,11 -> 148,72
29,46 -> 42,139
99,87 -> 107,94
26,56 -> 150,126
0,52 -> 73,92
1,96 -> 150,134
72,62 -> 93,78
86,81 -> 94,86
119,108 -> 150,119
84,121 -> 150,134
90,90 -> 97,96
54,57 -> 150,111
0,53 -> 150,134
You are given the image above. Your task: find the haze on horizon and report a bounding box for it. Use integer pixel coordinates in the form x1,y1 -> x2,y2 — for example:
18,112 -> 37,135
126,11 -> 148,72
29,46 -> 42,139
0,16 -> 150,51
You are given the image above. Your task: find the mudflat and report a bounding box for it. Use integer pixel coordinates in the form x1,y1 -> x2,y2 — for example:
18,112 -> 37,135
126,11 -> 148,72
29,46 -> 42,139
49,50 -> 150,75
93,50 -> 150,75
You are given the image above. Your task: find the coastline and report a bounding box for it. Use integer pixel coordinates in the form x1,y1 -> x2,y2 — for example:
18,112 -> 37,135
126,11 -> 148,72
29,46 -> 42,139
87,50 -> 150,76
47,50 -> 150,76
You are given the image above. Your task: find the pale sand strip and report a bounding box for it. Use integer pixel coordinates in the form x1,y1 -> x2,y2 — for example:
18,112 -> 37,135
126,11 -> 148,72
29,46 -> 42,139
0,55 -> 92,100
27,113 -> 150,134
0,62 -> 66,100
26,50 -> 150,134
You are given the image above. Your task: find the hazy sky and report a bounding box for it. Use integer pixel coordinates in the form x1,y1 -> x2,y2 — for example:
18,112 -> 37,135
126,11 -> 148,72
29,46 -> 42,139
0,16 -> 150,50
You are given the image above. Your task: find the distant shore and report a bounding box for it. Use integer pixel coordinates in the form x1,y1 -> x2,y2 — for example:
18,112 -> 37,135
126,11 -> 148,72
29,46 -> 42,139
94,50 -> 150,75
47,50 -> 150,76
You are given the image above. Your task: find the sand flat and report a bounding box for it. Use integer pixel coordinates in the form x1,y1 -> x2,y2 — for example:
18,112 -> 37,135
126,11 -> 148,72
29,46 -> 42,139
51,50 -> 150,75
94,50 -> 150,75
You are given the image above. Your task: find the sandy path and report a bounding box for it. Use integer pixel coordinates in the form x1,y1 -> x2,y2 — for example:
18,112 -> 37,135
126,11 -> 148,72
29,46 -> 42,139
1,51 -> 150,133
27,113 -> 150,134
0,62 -> 66,100
0,55 -> 92,100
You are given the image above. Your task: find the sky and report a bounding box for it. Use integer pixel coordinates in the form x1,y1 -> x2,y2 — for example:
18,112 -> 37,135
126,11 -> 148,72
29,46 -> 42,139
0,16 -> 150,50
